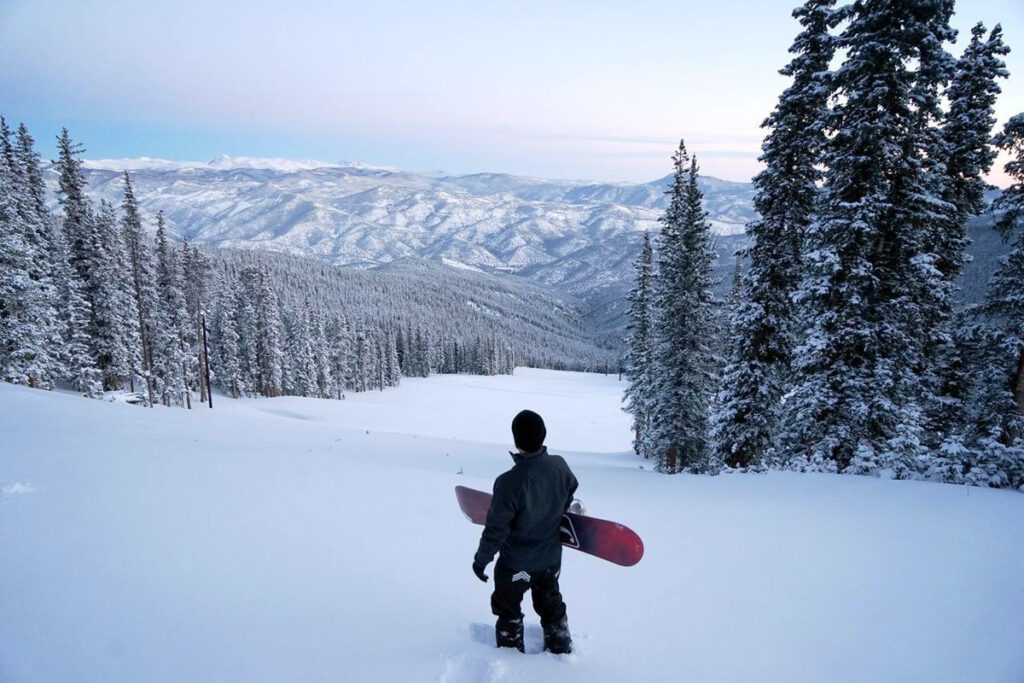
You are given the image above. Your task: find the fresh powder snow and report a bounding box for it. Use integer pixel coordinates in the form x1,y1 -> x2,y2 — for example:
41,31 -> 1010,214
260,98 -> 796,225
2,369 -> 1023,682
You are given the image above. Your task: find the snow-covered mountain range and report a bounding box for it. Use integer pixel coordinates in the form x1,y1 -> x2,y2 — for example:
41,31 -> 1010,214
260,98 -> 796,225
58,156 -> 756,298
55,156 -> 1003,347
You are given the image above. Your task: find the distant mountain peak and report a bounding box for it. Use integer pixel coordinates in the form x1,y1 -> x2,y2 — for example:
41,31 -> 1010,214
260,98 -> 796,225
81,155 -> 400,174
59,158 -> 756,334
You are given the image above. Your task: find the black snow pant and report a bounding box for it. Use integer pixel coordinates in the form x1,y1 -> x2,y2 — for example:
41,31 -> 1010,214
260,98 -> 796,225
491,558 -> 572,654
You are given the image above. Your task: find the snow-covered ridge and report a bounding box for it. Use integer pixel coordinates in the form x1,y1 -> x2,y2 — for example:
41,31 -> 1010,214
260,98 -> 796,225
82,155 -> 397,173
57,156 -> 755,320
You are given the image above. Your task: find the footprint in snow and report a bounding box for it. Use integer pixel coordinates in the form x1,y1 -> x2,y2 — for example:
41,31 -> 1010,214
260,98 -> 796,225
439,653 -> 509,683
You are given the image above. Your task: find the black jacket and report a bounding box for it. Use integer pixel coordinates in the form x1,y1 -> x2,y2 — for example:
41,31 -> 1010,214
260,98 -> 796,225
474,447 -> 579,571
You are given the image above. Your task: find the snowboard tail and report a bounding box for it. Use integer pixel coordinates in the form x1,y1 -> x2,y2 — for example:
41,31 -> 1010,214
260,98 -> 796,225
455,485 -> 644,567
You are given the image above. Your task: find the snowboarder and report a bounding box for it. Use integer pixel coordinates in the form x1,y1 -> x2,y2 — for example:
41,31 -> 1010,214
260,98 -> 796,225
471,409 -> 578,654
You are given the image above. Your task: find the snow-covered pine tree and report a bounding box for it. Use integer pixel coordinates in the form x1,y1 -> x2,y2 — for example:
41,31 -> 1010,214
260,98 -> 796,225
284,303 -> 317,397
622,230 -> 654,457
713,0 -> 836,470
181,241 -> 211,402
421,327 -> 437,376
993,114 -> 1024,238
121,171 -> 164,405
0,117 -> 40,387
253,269 -> 285,397
647,142 -> 718,473
13,123 -> 65,387
922,23 -> 1010,460
384,324 -> 401,388
0,118 -> 61,388
404,323 -> 422,378
309,306 -> 333,398
942,23 -> 1010,260
51,221 -> 101,396
90,200 -> 141,390
781,0 -> 958,477
54,129 -> 95,294
215,276 -> 248,398
327,313 -> 354,397
395,324 -> 407,375
154,211 -> 194,407
353,320 -> 371,392
967,113 -> 1024,489
54,127 -> 119,390
234,267 -> 260,396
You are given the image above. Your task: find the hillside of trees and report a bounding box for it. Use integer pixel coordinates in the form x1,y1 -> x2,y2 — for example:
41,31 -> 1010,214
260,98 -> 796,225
623,1 -> 1024,490
0,121 -> 616,410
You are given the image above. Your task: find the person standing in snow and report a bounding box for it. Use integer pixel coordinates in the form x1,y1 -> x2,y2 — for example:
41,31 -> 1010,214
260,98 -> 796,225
472,409 -> 578,654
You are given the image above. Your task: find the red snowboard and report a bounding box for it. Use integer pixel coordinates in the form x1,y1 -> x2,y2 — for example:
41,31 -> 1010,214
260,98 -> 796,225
455,485 -> 644,567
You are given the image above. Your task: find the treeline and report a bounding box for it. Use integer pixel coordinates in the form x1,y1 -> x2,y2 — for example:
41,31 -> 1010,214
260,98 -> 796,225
207,248 -> 619,372
624,1 -> 1024,490
204,258 -> 520,400
0,121 -> 616,405
0,121 -> 208,405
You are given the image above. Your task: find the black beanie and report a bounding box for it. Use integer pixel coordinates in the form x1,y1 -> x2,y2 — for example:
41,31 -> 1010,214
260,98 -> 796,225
512,410 -> 546,453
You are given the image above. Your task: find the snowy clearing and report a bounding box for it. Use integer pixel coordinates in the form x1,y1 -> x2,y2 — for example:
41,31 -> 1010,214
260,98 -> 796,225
1,368 -> 1023,682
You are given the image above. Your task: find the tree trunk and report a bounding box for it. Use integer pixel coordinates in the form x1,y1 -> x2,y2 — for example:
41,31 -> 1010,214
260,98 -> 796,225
663,445 -> 678,474
182,360 -> 192,410
201,314 -> 213,409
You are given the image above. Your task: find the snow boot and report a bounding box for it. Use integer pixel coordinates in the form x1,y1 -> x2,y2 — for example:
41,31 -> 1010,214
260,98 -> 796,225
495,617 -> 524,652
543,616 -> 572,654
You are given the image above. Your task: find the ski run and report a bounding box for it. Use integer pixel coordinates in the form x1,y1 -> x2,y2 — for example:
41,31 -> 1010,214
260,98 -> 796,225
2,368 -> 1023,682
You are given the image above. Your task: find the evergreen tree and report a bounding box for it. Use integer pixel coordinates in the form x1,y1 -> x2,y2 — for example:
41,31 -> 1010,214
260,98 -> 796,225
55,129 -> 95,294
967,113 -> 1024,489
254,269 -> 284,396
781,0 -> 958,477
622,230 -> 654,457
0,117 -> 45,386
647,142 -> 718,473
181,242 -> 211,402
309,306 -> 333,398
51,128 -> 107,396
154,212 -> 194,406
714,0 -> 836,469
353,320 -> 371,393
328,313 -> 354,397
13,123 -> 64,386
919,22 -> 1010,456
236,268 -> 261,395
209,276 -> 244,399
0,118 -> 62,388
51,219 -> 101,396
284,304 -> 317,397
90,200 -> 141,390
122,172 -> 161,405
383,324 -> 401,388
942,24 -> 1010,258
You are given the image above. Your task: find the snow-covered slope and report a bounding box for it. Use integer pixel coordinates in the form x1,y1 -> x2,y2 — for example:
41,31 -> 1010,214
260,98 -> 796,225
3,373 -> 1023,682
54,157 -> 756,299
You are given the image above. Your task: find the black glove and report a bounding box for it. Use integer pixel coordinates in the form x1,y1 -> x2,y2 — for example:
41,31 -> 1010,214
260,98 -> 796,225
472,562 -> 489,582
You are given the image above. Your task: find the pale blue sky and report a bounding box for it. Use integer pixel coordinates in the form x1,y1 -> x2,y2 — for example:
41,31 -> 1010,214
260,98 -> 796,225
2,0 -> 1022,183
